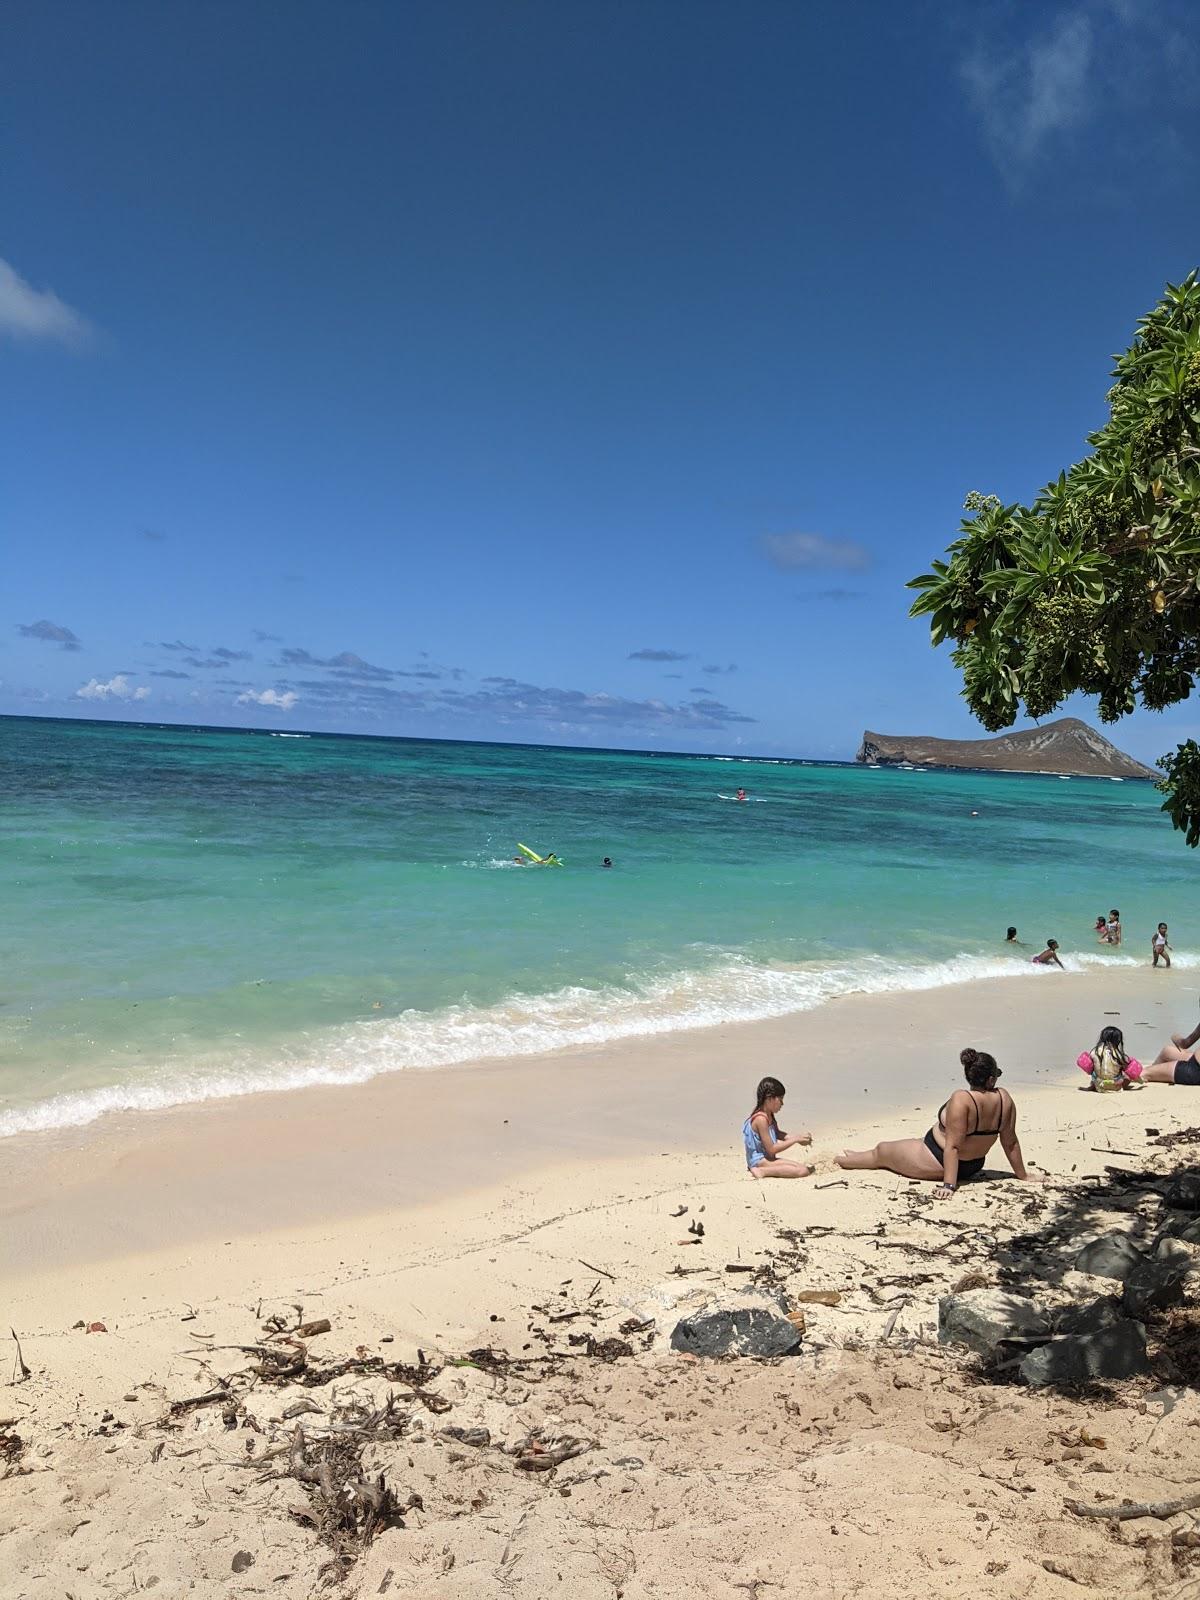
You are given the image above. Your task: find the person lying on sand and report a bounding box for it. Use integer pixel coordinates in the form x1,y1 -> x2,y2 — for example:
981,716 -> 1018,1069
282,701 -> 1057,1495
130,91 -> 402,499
1076,1025 -> 1143,1091
743,1076 -> 813,1179
1144,1037 -> 1200,1086
835,1047 -> 1039,1200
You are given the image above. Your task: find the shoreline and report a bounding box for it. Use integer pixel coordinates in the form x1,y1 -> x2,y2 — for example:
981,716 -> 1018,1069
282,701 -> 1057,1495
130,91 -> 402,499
1,961 -> 1188,1282
7,961 -> 1200,1599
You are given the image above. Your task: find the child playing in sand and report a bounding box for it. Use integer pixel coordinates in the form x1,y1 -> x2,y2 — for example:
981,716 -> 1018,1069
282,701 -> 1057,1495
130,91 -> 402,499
1032,938 -> 1064,968
743,1076 -> 813,1179
1153,923 -> 1171,968
1077,1025 -> 1143,1092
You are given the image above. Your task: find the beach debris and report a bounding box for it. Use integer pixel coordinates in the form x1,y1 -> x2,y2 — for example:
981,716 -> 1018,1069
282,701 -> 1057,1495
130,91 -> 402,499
814,1179 -> 848,1190
669,1291 -> 804,1358
1072,1233 -> 1145,1283
724,1263 -> 756,1274
792,1290 -> 841,1306
84,1322 -> 108,1335
9,1330 -> 30,1383
1018,1321 -> 1150,1386
669,1205 -> 688,1217
687,1219 -> 705,1239
1164,1171 -> 1200,1211
937,1288 -> 1051,1359
1066,1488 -> 1200,1521
295,1319 -> 332,1340
231,1551 -> 255,1573
577,1259 -> 614,1280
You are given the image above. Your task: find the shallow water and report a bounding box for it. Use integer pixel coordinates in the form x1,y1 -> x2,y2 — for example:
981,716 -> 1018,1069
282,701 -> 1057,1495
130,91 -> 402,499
0,714 -> 1189,1135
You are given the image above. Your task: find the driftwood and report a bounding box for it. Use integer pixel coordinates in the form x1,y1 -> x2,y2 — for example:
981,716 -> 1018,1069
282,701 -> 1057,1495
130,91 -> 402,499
1066,1490 -> 1200,1521
9,1330 -> 30,1384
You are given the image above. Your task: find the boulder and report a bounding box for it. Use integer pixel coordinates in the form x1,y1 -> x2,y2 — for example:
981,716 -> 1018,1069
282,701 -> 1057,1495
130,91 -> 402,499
1019,1320 -> 1149,1386
1054,1295 -> 1125,1337
938,1288 -> 1051,1358
1122,1240 -> 1195,1318
1073,1232 -> 1145,1282
670,1292 -> 803,1358
1160,1214 -> 1200,1246
1164,1171 -> 1200,1212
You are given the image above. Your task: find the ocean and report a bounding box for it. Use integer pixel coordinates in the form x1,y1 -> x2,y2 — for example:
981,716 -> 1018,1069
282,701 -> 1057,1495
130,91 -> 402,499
1,714 -> 1191,1138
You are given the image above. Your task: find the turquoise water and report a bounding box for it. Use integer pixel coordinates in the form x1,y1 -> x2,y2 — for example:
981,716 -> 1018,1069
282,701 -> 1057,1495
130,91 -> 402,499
0,714 -> 1192,1136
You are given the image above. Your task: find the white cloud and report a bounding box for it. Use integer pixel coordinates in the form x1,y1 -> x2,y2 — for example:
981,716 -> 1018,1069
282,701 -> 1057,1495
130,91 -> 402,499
74,675 -> 150,703
0,259 -> 92,344
236,688 -> 298,711
760,531 -> 871,572
960,9 -> 1094,177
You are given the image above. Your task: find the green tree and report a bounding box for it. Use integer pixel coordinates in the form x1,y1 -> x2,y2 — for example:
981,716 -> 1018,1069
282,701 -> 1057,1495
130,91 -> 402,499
908,272 -> 1200,843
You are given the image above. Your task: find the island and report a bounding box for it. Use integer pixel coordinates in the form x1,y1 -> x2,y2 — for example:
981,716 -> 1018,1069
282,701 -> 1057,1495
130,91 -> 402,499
856,717 -> 1158,779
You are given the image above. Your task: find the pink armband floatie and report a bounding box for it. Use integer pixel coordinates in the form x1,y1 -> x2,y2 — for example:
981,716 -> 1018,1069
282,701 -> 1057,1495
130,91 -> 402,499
1076,1052 -> 1094,1072
1125,1059 -> 1143,1079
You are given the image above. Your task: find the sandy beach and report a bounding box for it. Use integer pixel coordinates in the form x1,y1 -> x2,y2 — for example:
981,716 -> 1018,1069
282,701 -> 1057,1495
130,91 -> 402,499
4,964 -> 1200,1597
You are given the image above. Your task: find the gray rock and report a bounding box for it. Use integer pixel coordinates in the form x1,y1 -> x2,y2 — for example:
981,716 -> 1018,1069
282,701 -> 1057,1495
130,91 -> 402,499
937,1288 -> 1051,1358
1164,1171 -> 1200,1211
1122,1240 -> 1195,1318
670,1297 -> 802,1358
1054,1295 -> 1124,1336
1072,1232 -> 1145,1282
1160,1214 -> 1200,1246
1018,1320 -> 1149,1386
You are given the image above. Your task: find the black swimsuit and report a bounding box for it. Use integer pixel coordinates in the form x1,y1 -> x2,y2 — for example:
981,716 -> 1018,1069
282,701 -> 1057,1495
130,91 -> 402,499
924,1090 -> 1004,1180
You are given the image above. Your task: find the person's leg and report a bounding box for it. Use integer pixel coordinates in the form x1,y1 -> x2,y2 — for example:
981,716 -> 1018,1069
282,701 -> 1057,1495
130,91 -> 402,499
1153,1041 -> 1192,1066
750,1159 -> 813,1179
836,1137 -> 943,1180
1143,1061 -> 1178,1084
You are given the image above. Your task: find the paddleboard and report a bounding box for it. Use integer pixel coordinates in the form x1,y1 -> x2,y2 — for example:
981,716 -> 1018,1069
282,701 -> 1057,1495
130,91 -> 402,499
517,843 -> 564,864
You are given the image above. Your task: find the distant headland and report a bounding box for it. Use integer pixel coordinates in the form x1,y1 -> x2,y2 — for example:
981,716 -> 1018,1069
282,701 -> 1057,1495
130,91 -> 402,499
855,717 -> 1158,780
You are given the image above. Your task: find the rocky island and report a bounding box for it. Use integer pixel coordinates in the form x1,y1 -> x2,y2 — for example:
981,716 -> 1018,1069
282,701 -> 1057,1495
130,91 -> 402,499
856,716 -> 1158,779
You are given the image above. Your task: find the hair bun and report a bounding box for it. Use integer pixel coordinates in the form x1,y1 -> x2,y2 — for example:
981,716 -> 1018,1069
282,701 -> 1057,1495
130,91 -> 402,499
960,1047 -> 979,1068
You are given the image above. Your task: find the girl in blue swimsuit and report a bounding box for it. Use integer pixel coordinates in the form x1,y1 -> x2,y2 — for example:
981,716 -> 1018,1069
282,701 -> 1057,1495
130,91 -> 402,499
743,1077 -> 814,1179
835,1047 -> 1039,1200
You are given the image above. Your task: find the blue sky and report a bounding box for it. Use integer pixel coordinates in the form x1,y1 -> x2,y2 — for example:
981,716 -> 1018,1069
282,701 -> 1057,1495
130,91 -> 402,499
4,0 -> 1200,761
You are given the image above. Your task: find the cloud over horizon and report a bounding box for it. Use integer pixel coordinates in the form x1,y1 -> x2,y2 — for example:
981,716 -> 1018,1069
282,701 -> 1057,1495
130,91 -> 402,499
236,687 -> 298,711
0,259 -> 93,344
74,674 -> 150,703
628,648 -> 690,662
19,619 -> 81,651
761,531 -> 871,572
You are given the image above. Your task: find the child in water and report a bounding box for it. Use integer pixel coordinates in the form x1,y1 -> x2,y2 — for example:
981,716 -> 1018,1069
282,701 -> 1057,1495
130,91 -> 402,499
1077,1026 -> 1143,1092
1153,923 -> 1172,968
1032,938 -> 1064,968
743,1076 -> 813,1179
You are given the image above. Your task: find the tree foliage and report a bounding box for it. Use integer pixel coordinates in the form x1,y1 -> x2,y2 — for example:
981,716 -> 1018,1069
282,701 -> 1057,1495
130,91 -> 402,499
908,272 -> 1200,843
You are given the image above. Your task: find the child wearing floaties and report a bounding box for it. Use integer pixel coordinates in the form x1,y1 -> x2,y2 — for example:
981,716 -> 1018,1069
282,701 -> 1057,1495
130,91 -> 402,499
1077,1025 -> 1143,1092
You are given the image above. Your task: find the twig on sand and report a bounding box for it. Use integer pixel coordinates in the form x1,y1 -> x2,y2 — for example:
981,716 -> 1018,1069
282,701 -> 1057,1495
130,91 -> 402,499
882,1300 -> 907,1341
9,1330 -> 30,1384
577,1260 -> 614,1281
814,1179 -> 848,1191
1090,1147 -> 1139,1158
1067,1490 -> 1200,1522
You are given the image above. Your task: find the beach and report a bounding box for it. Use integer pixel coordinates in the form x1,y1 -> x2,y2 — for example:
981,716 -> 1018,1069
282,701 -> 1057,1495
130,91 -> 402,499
6,963 -> 1200,1598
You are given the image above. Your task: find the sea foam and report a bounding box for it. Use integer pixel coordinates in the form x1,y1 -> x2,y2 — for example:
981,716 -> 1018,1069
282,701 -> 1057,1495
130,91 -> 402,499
0,946 -> 1152,1139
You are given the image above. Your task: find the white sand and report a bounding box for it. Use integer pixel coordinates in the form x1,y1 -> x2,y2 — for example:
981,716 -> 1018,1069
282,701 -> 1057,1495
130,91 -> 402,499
3,965 -> 1200,1597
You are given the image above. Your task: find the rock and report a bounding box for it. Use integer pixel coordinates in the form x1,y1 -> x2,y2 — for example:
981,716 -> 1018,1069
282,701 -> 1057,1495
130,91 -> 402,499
1164,1172 -> 1200,1211
1054,1295 -> 1125,1336
1018,1320 -> 1149,1386
670,1292 -> 803,1358
1073,1232 -> 1145,1282
1122,1240 -> 1195,1318
231,1552 -> 255,1574
1160,1214 -> 1200,1246
938,1289 -> 1051,1358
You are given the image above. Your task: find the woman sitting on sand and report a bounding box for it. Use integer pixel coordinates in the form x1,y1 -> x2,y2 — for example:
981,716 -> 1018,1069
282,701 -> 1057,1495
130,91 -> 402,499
743,1076 -> 814,1179
835,1047 -> 1037,1200
1143,1036 -> 1200,1086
